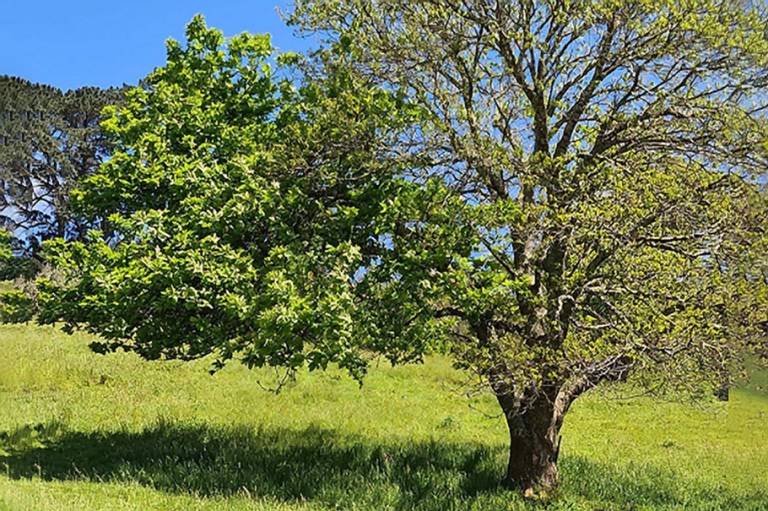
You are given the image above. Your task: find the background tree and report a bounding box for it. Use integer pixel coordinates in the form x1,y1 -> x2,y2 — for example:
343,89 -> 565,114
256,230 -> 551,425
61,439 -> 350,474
0,76 -> 124,256
23,4 -> 768,497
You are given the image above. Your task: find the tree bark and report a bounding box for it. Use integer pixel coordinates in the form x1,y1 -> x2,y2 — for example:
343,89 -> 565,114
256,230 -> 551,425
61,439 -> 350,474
496,393 -> 559,492
495,378 -> 587,493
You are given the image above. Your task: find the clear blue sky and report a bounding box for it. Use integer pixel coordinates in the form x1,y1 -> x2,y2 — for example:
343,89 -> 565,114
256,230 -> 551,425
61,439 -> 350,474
1,1 -> 309,91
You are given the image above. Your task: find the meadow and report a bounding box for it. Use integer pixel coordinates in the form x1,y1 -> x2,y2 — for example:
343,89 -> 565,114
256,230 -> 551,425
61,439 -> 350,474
0,323 -> 766,511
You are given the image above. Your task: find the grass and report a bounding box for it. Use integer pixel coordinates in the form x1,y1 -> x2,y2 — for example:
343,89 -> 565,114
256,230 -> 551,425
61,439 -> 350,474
0,323 -> 766,510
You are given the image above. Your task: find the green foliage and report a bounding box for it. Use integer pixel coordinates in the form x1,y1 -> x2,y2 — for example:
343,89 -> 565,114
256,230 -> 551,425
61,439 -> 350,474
35,16 -> 432,381
0,230 -> 11,262
0,290 -> 34,323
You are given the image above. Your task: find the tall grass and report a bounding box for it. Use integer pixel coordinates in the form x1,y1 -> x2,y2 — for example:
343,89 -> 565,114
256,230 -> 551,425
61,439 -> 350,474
1,324 -> 766,510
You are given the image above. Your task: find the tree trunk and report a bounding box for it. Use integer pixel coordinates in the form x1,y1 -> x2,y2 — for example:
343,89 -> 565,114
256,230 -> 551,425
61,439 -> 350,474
494,378 -> 587,493
497,394 -> 560,492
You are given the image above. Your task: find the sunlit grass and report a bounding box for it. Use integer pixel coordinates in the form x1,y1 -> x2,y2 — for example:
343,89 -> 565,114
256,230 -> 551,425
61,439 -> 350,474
1,324 -> 766,510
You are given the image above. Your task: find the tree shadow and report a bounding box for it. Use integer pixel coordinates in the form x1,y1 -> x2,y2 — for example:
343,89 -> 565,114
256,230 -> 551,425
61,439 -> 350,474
1,421 -> 765,510
0,420 -> 504,509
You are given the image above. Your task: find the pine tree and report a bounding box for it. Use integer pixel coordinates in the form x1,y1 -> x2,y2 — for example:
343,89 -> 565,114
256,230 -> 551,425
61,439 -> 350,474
0,76 -> 123,252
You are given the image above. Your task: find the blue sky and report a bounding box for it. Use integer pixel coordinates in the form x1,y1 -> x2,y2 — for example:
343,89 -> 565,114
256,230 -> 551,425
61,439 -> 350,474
1,1 -> 308,91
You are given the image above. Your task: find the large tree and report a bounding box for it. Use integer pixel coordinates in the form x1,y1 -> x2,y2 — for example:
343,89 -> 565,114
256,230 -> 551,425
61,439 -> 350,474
0,76 -> 123,252
286,0 -> 768,490
28,6 -> 768,495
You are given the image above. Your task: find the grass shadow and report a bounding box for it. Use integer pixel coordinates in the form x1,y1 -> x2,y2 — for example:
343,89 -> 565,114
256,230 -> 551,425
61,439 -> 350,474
1,420 -> 766,510
0,420 -> 505,509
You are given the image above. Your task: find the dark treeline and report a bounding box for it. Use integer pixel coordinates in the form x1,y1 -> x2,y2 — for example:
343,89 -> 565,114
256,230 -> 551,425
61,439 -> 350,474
0,76 -> 125,265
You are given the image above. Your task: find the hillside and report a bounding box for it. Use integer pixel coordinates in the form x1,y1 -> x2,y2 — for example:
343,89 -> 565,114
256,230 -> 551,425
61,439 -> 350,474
1,324 -> 766,511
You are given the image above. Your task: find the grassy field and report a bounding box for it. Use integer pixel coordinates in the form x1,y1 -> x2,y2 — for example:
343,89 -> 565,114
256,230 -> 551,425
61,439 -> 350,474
0,323 -> 766,511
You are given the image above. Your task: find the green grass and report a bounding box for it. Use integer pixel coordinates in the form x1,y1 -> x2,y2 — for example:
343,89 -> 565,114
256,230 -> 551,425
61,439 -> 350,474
1,324 -> 766,510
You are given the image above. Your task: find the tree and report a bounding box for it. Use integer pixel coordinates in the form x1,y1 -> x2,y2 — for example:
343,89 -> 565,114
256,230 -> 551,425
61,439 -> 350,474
26,6 -> 768,496
0,77 -> 59,244
0,76 -> 124,253
35,17 -> 419,377
287,0 -> 768,490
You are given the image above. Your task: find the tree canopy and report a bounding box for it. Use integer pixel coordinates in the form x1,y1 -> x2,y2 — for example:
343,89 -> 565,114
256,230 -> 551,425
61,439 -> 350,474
37,16 -> 423,379
21,3 -> 768,494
